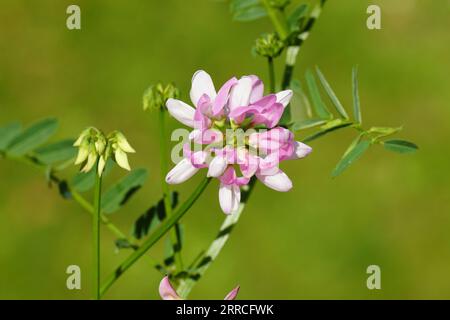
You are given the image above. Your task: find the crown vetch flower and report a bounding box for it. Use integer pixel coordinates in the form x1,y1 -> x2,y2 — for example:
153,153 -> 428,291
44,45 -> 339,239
159,276 -> 239,300
165,70 -> 312,214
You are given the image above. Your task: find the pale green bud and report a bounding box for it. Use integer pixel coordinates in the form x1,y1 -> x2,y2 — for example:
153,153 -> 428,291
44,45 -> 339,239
115,132 -> 136,153
73,128 -> 90,147
107,131 -> 135,172
74,127 -> 135,176
74,140 -> 90,165
97,155 -> 106,177
254,33 -> 284,59
143,83 -> 180,111
114,148 -> 130,171
95,136 -> 107,155
81,148 -> 98,173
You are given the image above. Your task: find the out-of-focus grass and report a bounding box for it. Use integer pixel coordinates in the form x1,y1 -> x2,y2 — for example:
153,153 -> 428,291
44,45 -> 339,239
0,0 -> 449,299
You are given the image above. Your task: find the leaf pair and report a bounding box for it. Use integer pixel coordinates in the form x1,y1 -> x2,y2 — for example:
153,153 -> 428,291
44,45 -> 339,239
70,167 -> 149,214
292,66 -> 361,128
331,138 -> 418,178
0,118 -> 77,165
289,67 -> 418,177
132,192 -> 179,241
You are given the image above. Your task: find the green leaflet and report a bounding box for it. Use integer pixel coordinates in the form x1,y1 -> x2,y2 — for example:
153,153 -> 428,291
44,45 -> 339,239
7,118 -> 58,157
287,4 -> 309,32
231,0 -> 267,22
71,170 -> 96,193
383,139 -> 418,154
302,121 -> 352,143
0,122 -> 22,151
292,118 -> 327,131
230,0 -> 260,12
290,78 -> 313,118
352,66 -> 362,124
34,139 -> 77,165
101,168 -> 149,214
332,140 -> 370,177
233,5 -> 267,21
316,66 -> 349,119
305,69 -> 332,119
132,192 -> 179,240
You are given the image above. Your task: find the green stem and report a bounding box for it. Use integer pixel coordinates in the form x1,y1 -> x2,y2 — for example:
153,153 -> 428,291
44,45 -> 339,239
177,178 -> 256,298
158,108 -> 183,271
5,154 -> 132,243
93,169 -> 102,300
3,153 -> 166,278
268,57 -> 275,93
99,178 -> 211,297
71,189 -> 128,240
280,0 -> 327,90
261,0 -> 289,40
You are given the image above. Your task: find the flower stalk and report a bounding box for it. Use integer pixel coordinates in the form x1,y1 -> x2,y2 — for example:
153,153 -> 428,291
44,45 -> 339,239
93,162 -> 102,300
268,57 -> 275,93
99,178 -> 211,297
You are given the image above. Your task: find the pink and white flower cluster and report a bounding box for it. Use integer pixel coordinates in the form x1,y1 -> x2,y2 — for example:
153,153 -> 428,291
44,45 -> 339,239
166,70 -> 312,214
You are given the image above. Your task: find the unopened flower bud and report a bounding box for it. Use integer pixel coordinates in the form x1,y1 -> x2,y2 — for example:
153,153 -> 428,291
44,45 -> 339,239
108,131 -> 135,172
82,147 -> 98,173
115,131 -> 136,153
143,83 -> 180,111
74,128 -> 135,175
254,33 -> 284,59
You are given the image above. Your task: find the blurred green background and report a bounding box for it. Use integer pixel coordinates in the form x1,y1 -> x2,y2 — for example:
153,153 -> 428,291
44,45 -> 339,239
0,0 -> 449,299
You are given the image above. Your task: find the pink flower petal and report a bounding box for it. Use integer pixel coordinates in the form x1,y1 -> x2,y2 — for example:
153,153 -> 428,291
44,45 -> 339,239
249,76 -> 264,103
212,77 -> 238,116
229,76 -> 253,112
224,285 -> 240,300
159,276 -> 182,300
219,166 -> 236,185
237,149 -> 259,178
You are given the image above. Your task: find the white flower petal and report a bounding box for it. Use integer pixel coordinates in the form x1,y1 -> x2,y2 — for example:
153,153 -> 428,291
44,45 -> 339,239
219,183 -> 241,214
256,169 -> 292,192
165,158 -> 199,184
275,89 -> 293,108
166,98 -> 196,128
233,184 -> 241,206
190,70 -> 217,106
292,141 -> 312,159
115,148 -> 131,171
207,156 -> 227,178
229,76 -> 253,111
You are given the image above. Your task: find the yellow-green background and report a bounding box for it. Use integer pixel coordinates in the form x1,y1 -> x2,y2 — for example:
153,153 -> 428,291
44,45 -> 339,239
0,0 -> 449,299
